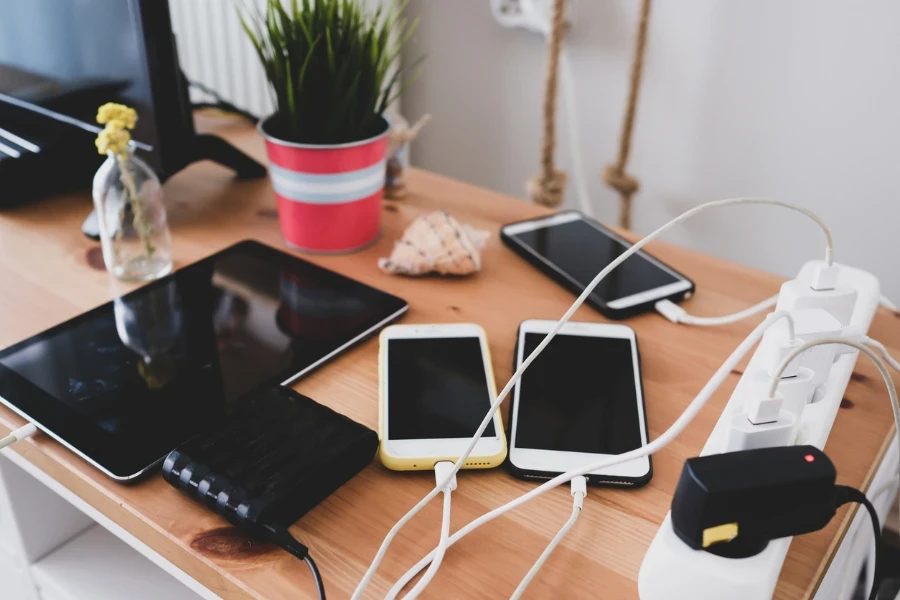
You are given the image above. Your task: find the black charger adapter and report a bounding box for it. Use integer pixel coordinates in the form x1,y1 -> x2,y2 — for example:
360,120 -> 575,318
671,445 -> 861,556
671,445 -> 884,600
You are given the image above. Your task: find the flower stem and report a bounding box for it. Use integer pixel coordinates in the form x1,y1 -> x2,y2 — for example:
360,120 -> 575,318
115,153 -> 155,259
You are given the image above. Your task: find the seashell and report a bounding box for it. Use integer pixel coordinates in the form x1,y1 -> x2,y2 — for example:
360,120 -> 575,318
378,211 -> 489,277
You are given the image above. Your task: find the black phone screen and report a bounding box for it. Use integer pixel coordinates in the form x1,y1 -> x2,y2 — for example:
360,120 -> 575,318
387,337 -> 496,440
507,217 -> 681,303
514,332 -> 644,454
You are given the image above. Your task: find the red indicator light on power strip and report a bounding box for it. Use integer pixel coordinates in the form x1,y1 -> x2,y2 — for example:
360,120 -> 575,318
804,454 -> 816,463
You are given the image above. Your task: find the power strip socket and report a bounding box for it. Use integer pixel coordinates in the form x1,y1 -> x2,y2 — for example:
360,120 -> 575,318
638,261 -> 881,600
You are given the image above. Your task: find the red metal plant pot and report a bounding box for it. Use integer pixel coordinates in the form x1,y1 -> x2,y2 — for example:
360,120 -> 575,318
259,117 -> 389,253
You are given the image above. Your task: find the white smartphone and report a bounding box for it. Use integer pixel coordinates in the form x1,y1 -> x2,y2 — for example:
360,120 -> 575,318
378,323 -> 507,471
500,211 -> 694,319
507,319 -> 652,486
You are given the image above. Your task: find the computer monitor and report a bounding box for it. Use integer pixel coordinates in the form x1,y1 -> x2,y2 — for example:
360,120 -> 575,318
0,0 -> 263,205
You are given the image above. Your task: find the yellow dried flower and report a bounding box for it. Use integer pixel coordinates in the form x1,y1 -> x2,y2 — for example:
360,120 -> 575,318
95,120 -> 132,155
96,103 -> 138,130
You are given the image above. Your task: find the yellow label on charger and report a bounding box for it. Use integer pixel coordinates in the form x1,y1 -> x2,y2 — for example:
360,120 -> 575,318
702,522 -> 739,548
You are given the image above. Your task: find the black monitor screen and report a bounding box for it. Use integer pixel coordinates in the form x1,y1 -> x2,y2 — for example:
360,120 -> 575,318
0,0 -> 162,170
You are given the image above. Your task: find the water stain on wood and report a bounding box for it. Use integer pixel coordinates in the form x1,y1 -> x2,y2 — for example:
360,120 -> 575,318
257,208 -> 279,219
849,372 -> 871,385
449,306 -> 460,313
730,368 -> 744,376
85,247 -> 105,271
383,203 -> 398,213
191,527 -> 276,560
840,397 -> 854,409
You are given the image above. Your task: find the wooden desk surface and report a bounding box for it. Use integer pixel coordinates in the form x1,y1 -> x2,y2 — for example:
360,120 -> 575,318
0,117 -> 897,600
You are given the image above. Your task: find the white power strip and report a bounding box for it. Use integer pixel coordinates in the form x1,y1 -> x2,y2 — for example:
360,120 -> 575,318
638,260 -> 882,600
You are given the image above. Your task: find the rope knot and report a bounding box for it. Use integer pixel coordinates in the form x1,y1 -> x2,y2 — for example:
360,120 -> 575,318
602,165 -> 640,198
527,170 -> 568,208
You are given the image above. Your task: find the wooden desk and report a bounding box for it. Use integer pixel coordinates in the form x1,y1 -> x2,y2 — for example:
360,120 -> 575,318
0,117 -> 897,600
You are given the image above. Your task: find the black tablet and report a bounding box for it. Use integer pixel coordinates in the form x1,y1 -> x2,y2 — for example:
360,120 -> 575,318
0,240 -> 407,480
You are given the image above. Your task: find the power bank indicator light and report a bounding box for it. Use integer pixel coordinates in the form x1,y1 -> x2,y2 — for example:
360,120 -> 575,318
804,454 -> 815,463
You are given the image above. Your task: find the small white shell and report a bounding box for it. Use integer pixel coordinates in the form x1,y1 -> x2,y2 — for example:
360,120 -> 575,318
378,211 -> 488,277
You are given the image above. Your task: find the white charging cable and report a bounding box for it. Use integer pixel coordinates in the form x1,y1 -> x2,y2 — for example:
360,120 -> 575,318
769,337 -> 900,527
509,476 -> 587,600
0,423 -> 37,451
394,462 -> 458,600
656,294 -> 779,327
383,312 -> 795,594
389,476 -> 590,600
864,336 -> 900,375
351,197 -> 830,599
880,294 -> 898,312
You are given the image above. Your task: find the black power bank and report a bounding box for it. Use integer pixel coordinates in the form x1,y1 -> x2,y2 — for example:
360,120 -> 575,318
162,384 -> 378,533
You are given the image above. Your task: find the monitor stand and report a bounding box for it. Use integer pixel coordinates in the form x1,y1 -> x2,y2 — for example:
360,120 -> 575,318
191,133 -> 267,180
81,133 -> 267,240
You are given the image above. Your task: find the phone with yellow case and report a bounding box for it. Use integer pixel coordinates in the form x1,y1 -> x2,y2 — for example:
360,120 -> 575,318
378,323 -> 507,471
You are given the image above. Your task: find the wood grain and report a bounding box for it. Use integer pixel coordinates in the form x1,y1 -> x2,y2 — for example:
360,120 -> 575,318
0,115 -> 896,599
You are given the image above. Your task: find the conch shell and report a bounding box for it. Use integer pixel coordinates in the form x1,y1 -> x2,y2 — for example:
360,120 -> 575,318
378,211 -> 489,277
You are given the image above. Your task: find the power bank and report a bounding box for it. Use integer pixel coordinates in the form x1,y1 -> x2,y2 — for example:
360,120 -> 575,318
162,384 -> 378,532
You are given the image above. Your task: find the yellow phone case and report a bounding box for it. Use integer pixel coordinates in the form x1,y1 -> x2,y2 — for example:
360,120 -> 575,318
378,325 -> 508,471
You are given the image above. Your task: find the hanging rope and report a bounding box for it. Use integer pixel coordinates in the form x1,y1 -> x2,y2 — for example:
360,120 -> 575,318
527,0 -> 567,208
603,0 -> 652,230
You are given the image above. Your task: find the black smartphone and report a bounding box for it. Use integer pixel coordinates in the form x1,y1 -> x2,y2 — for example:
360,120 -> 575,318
500,211 -> 694,319
506,320 -> 652,487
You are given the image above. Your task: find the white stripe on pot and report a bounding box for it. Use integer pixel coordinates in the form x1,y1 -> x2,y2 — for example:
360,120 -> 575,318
271,174 -> 386,205
268,161 -> 386,185
271,162 -> 385,195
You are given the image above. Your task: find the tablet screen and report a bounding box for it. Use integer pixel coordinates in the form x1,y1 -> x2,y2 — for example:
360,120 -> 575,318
0,241 -> 407,479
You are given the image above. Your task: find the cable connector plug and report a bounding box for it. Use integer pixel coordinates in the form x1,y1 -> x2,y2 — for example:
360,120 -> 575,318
0,422 -> 37,451
655,299 -> 687,324
262,523 -> 309,559
810,263 -> 840,291
434,461 -> 457,492
747,392 -> 786,425
570,476 -> 587,510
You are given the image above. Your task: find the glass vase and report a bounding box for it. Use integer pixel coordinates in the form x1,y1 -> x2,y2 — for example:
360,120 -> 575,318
92,143 -> 172,282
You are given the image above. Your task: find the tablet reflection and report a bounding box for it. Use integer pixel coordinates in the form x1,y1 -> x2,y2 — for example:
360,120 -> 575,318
114,285 -> 183,390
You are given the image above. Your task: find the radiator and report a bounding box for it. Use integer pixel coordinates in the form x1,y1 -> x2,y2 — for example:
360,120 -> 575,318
169,0 -> 274,118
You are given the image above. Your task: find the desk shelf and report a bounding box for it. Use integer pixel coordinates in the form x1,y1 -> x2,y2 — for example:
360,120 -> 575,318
31,526 -> 200,600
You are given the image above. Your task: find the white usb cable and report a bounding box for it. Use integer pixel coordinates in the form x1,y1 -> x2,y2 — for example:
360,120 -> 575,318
351,197 -> 831,599
863,336 -> 900,374
0,422 -> 37,451
387,476 -> 590,600
383,312 -> 796,594
509,476 -> 587,600
656,294 -> 778,327
393,462 -> 458,600
769,336 -> 900,527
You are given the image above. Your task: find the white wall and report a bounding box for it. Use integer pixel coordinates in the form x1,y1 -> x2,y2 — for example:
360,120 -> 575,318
401,1 -> 900,299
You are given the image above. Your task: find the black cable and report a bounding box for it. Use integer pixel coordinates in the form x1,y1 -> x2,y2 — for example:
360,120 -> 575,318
835,485 -> 883,600
263,524 -> 327,600
187,80 -> 260,124
304,555 -> 327,600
